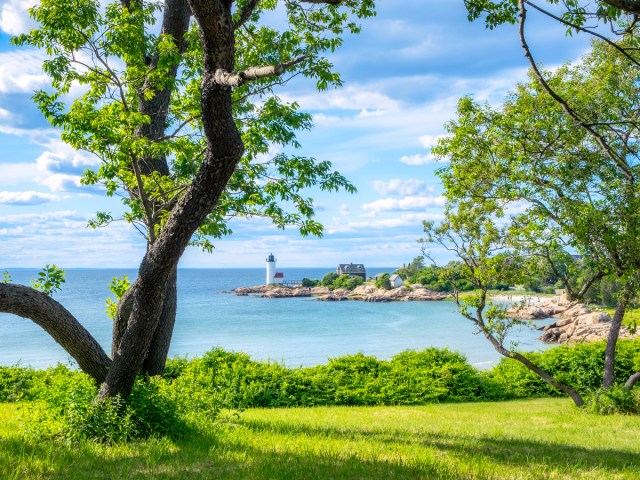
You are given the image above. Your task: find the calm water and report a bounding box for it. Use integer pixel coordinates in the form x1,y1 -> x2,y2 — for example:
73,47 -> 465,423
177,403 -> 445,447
0,268 -> 552,369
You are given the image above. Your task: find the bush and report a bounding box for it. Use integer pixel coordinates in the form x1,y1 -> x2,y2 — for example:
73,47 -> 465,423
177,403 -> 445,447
332,274 -> 364,290
301,277 -> 319,287
486,340 -> 640,399
0,365 -> 36,402
375,274 -> 391,290
321,272 -> 339,287
585,386 -> 640,415
23,366 -> 193,444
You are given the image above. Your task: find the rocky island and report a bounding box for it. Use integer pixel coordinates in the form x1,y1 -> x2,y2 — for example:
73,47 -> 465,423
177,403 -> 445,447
232,284 -> 448,302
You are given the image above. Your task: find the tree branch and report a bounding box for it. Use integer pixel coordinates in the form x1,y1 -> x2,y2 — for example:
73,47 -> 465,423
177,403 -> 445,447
625,371 -> 640,389
234,0 -> 259,30
0,283 -> 111,384
518,0 -> 636,184
524,0 -> 640,68
214,55 -> 308,86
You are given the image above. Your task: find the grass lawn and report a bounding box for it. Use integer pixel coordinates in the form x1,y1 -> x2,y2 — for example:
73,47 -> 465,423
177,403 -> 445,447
2,398 -> 640,479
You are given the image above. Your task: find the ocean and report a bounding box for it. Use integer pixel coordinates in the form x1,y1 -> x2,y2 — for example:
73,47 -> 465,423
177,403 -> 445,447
0,268 -> 553,369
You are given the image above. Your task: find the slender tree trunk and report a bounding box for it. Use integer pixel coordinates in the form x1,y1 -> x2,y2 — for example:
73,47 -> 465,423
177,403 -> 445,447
478,318 -> 584,407
602,281 -> 633,390
626,372 -> 640,390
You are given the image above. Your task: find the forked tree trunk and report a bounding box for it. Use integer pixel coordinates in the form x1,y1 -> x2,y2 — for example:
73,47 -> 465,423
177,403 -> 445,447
98,0 -> 243,399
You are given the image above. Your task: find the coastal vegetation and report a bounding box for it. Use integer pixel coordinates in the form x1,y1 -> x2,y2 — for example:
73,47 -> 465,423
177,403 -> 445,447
1,341 -> 639,443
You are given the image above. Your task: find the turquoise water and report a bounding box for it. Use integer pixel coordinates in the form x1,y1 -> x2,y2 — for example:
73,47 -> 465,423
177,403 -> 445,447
0,268 -> 552,369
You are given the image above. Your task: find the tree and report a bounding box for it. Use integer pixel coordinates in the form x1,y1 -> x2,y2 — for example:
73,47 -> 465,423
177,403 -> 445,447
430,38 -> 640,403
0,0 -> 374,400
423,208 -> 587,407
375,273 -> 391,290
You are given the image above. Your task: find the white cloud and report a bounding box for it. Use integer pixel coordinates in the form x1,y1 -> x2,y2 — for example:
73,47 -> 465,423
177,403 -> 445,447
419,134 -> 447,149
35,139 -> 101,192
339,204 -> 351,216
400,153 -> 437,165
312,113 -> 340,126
0,50 -> 48,93
0,107 -> 10,121
327,212 -> 444,234
0,0 -> 36,35
0,210 -> 146,267
363,195 -> 446,213
372,179 -> 427,196
0,190 -> 59,205
285,85 -> 400,113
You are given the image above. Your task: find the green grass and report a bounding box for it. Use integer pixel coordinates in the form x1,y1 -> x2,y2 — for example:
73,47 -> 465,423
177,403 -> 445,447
2,398 -> 640,479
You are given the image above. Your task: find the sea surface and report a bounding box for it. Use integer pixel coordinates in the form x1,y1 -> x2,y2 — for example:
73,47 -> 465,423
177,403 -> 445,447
0,268 -> 553,369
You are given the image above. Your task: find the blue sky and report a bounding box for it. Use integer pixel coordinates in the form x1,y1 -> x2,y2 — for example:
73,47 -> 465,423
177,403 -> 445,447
0,0 -> 590,269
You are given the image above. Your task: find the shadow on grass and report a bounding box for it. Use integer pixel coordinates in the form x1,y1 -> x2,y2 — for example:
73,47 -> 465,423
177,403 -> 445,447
0,431 -> 437,480
240,417 -> 640,475
2,415 -> 638,479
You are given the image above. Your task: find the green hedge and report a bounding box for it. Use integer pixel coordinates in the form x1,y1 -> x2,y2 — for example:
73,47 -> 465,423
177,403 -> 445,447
1,340 -> 639,409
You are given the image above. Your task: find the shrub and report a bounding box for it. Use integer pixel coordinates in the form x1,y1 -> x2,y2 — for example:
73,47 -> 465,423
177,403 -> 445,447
486,340 -> 640,399
321,272 -> 339,287
0,365 -> 36,402
375,274 -> 391,290
585,386 -> 640,415
332,274 -> 364,290
301,277 -> 319,287
23,365 -> 194,444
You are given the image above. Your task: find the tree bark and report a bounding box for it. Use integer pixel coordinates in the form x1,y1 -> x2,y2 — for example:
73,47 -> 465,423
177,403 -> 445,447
0,283 -> 111,384
602,281 -> 633,390
98,0 -> 243,399
602,0 -> 640,16
111,0 -> 191,373
625,371 -> 640,390
142,267 -> 178,375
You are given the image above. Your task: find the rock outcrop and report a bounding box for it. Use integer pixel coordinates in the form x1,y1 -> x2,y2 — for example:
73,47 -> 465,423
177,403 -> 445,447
507,295 -> 638,344
232,284 -> 448,302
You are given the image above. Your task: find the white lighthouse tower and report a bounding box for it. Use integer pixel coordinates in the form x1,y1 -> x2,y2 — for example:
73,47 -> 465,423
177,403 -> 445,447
266,253 -> 276,285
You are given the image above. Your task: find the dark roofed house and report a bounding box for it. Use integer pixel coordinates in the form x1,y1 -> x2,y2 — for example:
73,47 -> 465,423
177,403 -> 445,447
337,263 -> 366,279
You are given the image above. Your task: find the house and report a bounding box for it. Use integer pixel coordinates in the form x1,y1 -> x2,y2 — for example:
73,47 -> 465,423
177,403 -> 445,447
337,263 -> 366,279
389,274 -> 404,288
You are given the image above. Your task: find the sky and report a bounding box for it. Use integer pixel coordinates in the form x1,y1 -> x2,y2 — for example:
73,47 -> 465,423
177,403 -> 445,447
0,0 -> 592,270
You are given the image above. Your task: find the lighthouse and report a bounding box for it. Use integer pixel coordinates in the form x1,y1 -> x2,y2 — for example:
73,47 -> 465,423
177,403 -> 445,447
266,253 -> 276,285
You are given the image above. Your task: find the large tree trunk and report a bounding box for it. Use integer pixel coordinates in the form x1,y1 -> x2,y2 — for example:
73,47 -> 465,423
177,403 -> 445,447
111,0 -> 191,375
602,281 -> 634,390
143,268 -> 178,375
0,283 -> 111,383
98,0 -> 243,399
